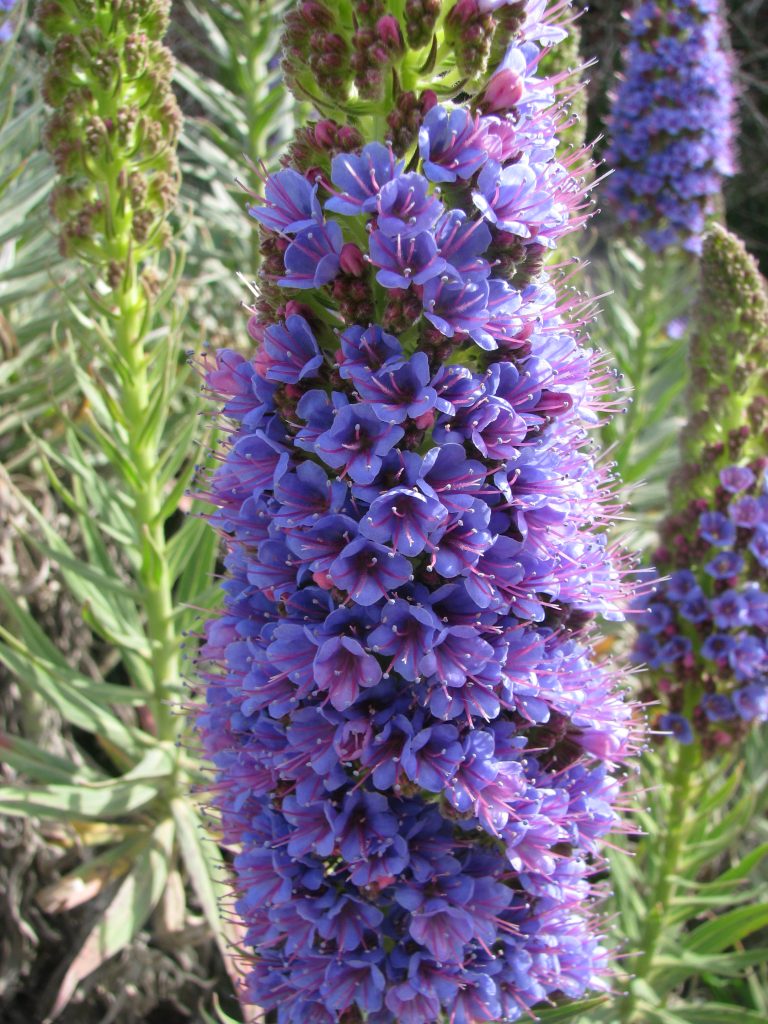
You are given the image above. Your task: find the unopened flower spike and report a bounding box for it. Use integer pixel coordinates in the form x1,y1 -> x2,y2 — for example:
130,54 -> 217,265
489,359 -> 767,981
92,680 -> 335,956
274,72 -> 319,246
197,2 -> 642,1021
605,0 -> 737,254
633,226 -> 768,749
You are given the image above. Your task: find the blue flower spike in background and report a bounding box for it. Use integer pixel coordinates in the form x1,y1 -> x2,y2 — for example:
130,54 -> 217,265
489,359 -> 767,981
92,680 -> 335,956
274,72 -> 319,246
196,2 -> 644,1021
605,0 -> 736,254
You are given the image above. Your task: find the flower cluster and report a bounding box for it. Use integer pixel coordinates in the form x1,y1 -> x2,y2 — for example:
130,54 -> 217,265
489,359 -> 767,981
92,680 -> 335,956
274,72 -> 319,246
634,463 -> 768,745
198,4 -> 638,1022
604,0 -> 736,253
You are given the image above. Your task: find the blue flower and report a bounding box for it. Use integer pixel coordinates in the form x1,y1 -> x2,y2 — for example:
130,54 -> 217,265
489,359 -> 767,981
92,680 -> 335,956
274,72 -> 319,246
360,486 -> 448,556
658,713 -> 694,744
315,404 -> 404,483
261,315 -> 324,383
326,142 -> 404,216
368,229 -> 447,288
418,105 -> 489,183
279,221 -> 344,289
248,168 -> 323,233
376,172 -> 443,238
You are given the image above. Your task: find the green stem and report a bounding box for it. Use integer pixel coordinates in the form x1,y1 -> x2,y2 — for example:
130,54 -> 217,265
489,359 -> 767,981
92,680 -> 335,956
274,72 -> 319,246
619,739 -> 700,1023
114,274 -> 179,740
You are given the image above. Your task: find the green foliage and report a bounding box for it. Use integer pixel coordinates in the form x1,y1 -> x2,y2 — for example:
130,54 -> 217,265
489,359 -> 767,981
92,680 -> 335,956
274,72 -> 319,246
590,242 -> 695,545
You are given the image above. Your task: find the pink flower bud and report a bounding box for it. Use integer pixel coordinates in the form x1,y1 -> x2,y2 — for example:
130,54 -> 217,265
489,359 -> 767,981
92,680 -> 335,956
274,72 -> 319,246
313,119 -> 338,148
377,15 -> 404,54
247,315 -> 265,343
284,300 -> 315,320
413,410 -> 435,431
420,89 -> 438,114
340,242 -> 365,277
479,68 -> 524,113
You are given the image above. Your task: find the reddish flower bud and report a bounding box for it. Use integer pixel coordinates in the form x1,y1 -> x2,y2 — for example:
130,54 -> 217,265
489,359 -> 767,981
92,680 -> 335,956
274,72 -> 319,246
479,68 -> 524,113
376,14 -> 404,54
339,242 -> 365,277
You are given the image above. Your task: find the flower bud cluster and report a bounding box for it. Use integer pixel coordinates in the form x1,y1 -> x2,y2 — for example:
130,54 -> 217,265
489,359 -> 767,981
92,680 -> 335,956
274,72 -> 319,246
199,3 -> 638,1021
604,0 -> 736,254
37,0 -> 181,275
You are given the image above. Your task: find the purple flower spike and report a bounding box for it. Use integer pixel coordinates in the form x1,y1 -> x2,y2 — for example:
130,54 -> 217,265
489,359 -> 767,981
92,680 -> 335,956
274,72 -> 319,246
200,9 -> 641,1019
313,636 -> 382,710
329,536 -> 412,605
368,230 -> 447,289
361,486 -> 448,556
262,315 -> 323,383
418,105 -> 489,183
315,404 -> 404,483
354,352 -> 442,424
248,168 -> 323,233
326,142 -> 404,216
279,221 -> 343,289
376,172 -> 443,238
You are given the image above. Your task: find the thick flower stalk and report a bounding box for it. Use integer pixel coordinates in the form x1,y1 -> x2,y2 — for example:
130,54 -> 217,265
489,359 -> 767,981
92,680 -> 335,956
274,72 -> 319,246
604,0 -> 736,254
633,226 -> 768,747
198,3 -> 639,1021
37,0 -> 182,735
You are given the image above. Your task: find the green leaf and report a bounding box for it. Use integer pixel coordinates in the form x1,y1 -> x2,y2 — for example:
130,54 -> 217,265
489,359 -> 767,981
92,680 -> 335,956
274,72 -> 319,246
48,818 -> 175,1020
534,995 -> 611,1021
0,732 -> 103,785
0,746 -> 176,820
683,904 -> 768,955
661,1006 -> 768,1024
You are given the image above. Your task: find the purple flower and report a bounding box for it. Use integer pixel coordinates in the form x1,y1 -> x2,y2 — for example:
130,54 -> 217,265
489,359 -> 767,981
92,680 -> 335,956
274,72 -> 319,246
710,589 -> 748,629
338,324 -> 402,383
313,636 -> 382,710
376,172 -> 443,238
473,161 -> 557,241
368,230 -> 446,289
326,142 -> 404,216
360,486 -> 448,556
261,315 -> 323,383
750,524 -> 768,568
732,684 -> 768,722
368,600 -> 442,680
721,465 -> 755,493
353,352 -> 444,424
435,209 -> 493,281
699,510 -> 736,547
315,404 -> 404,483
248,168 -> 322,233
401,723 -> 463,792
705,550 -> 745,580
423,276 -> 495,350
329,536 -> 412,605
279,221 -> 344,289
418,105 -> 489,183
658,713 -> 694,744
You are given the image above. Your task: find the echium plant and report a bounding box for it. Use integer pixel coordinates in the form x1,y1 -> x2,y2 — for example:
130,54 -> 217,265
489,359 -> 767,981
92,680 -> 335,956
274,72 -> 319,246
633,225 -> 768,747
198,1 -> 640,1021
604,0 -> 736,254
